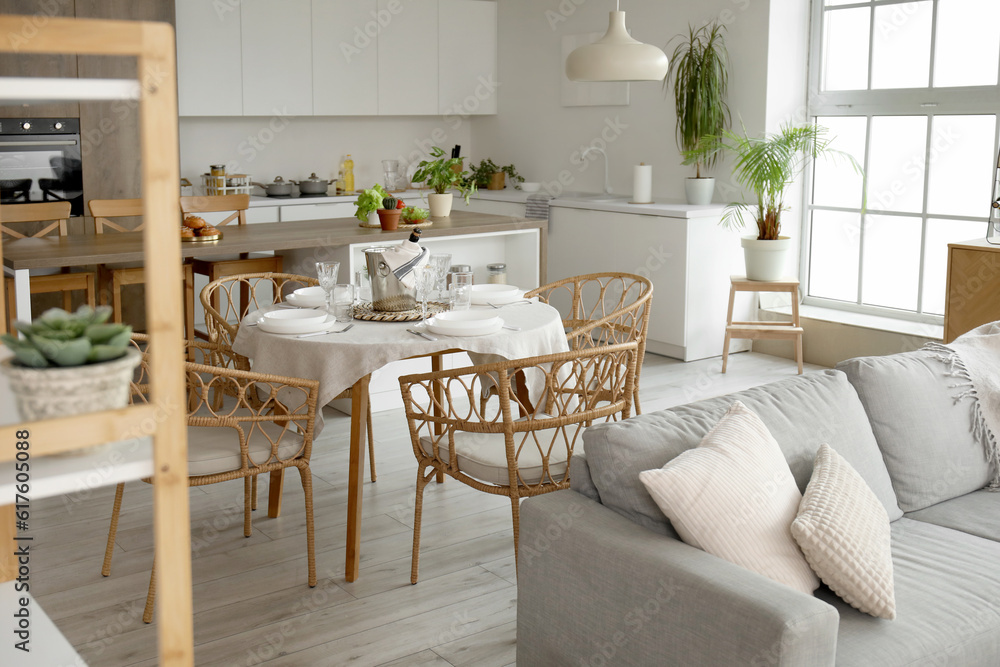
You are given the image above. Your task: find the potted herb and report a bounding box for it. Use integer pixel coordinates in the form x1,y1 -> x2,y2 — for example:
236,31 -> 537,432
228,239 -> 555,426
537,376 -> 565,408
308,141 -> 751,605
401,205 -> 429,224
665,21 -> 730,205
1,306 -> 139,422
684,123 -> 862,280
469,159 -> 525,190
411,146 -> 477,217
377,195 -> 402,231
354,183 -> 389,225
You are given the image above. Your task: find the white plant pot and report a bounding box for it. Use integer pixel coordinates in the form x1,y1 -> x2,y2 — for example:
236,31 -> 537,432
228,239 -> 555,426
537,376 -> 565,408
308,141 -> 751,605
741,235 -> 793,281
685,177 -> 715,205
428,192 -> 454,217
1,348 -> 142,423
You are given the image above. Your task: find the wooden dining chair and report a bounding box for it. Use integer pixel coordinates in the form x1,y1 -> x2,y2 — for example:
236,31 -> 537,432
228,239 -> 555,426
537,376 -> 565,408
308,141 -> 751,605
181,194 -> 282,339
399,341 -> 639,583
200,272 -> 377,482
89,198 -> 195,341
102,334 -> 319,623
525,273 -> 653,414
2,201 -> 96,327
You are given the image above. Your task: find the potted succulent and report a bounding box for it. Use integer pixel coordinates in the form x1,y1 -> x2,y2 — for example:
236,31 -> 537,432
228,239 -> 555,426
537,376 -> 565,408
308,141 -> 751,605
1,306 -> 139,422
469,158 -> 525,190
401,205 -> 429,225
412,146 -> 477,217
377,195 -> 403,231
684,122 -> 862,281
665,21 -> 730,205
354,183 -> 389,226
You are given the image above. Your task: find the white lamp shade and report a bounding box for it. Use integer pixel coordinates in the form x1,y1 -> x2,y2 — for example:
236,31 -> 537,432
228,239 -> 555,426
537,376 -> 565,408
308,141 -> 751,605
566,11 -> 669,82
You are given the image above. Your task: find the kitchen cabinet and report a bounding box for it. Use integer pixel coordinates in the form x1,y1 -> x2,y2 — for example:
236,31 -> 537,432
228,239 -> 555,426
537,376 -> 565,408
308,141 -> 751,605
377,0 -> 438,115
548,205 -> 753,362
438,0 -> 497,115
279,202 -> 356,221
240,0 -> 313,116
943,239 -> 1000,342
175,0 -> 242,116
312,0 -> 379,115
0,0 -> 78,118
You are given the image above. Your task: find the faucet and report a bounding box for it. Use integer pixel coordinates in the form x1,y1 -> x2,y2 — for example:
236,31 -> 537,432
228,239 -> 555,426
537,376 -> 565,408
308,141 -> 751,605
582,146 -> 612,195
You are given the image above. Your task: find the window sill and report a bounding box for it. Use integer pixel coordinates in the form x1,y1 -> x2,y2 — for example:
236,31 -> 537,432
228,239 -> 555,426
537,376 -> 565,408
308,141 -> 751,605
761,304 -> 944,341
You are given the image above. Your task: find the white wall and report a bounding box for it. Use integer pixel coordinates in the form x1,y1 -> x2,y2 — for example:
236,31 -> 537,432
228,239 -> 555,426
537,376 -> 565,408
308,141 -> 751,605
178,115 -> 473,191
470,0 -> 772,202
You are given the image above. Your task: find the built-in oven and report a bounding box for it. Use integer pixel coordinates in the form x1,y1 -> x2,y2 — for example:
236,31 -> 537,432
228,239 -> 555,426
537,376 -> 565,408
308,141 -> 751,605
0,118 -> 83,216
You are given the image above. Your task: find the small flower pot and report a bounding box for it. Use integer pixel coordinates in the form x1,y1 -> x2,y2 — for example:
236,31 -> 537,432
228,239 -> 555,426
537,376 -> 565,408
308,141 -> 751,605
377,208 -> 401,231
449,159 -> 464,175
487,172 -> 506,190
428,193 -> 454,217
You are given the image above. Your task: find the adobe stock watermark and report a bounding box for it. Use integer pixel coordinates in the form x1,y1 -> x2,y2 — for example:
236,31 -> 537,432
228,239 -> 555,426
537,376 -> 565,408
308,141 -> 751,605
224,108 -> 295,176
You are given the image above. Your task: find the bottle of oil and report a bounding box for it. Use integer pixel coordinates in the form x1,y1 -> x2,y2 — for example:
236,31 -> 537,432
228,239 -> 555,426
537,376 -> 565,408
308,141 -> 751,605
342,154 -> 355,193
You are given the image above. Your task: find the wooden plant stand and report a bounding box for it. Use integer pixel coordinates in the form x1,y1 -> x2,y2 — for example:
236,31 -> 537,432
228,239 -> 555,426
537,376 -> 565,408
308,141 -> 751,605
722,276 -> 804,375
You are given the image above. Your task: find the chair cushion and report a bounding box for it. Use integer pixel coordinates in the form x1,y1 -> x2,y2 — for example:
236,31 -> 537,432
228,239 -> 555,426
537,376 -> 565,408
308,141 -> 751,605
187,420 -> 305,477
639,401 -> 820,595
791,444 -> 896,619
904,489 -> 1000,542
838,349 -> 994,512
828,518 -> 1000,666
419,427 -> 569,486
582,370 -> 902,539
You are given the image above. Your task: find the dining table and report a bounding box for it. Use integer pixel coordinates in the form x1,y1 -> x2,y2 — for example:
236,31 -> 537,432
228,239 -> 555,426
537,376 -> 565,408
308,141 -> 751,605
232,300 -> 569,582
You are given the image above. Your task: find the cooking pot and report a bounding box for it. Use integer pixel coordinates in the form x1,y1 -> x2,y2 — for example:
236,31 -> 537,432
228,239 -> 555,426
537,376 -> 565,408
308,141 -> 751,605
293,172 -> 334,195
253,176 -> 294,197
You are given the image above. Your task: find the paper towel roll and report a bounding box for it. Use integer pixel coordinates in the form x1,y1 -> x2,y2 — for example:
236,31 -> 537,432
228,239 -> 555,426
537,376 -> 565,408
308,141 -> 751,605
633,164 -> 652,203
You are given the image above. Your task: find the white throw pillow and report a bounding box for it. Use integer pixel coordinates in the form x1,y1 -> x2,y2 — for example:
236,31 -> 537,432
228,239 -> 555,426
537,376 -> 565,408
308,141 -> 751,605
639,401 -> 820,595
792,444 -> 896,620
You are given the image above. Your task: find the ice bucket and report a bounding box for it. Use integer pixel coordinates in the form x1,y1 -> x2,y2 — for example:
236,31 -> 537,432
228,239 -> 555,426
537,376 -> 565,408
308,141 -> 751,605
365,246 -> 416,311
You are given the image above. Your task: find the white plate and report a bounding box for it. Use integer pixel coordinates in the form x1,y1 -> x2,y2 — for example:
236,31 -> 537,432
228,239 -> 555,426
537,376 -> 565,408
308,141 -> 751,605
469,284 -> 521,305
430,310 -> 502,330
426,317 -> 504,337
286,291 -> 326,308
262,308 -> 328,326
258,314 -> 336,335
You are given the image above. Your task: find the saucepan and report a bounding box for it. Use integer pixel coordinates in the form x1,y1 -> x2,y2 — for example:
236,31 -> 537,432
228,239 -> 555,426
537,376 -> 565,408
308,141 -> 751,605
253,176 -> 294,197
293,172 -> 334,195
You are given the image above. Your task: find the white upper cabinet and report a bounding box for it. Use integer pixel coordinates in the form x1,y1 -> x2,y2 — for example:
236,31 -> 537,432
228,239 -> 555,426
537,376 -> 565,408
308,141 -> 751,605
377,0 -> 438,116
312,0 -> 379,115
240,0 -> 313,116
438,0 -> 497,116
175,0 -> 243,116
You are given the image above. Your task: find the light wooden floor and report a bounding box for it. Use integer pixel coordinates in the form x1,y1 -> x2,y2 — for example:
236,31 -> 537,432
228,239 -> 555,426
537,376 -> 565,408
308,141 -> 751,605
32,351 -> 822,666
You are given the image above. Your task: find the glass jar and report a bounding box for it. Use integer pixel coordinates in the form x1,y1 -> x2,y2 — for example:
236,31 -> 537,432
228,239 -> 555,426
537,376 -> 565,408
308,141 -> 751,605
447,264 -> 472,288
487,263 -> 507,284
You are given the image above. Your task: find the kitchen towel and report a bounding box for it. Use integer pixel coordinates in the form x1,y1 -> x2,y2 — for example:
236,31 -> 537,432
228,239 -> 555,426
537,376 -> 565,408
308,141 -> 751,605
525,193 -> 554,221
383,237 -> 428,289
633,164 -> 652,203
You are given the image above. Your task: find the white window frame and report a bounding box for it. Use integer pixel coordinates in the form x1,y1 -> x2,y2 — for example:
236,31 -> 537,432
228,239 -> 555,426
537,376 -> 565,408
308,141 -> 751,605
802,0 -> 1000,324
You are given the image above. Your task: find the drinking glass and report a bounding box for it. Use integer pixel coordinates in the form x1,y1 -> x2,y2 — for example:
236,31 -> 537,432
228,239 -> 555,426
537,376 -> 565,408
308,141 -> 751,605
428,253 -> 452,300
332,283 -> 355,323
316,261 -> 340,306
354,268 -> 371,303
449,271 -> 473,311
414,265 -> 436,321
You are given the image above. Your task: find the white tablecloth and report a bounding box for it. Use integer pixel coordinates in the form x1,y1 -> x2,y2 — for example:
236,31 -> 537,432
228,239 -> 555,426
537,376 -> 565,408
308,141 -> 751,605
232,302 -> 569,418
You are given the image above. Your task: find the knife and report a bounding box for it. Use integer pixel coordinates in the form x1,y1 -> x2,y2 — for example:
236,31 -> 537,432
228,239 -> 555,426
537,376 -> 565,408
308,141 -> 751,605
407,328 -> 437,341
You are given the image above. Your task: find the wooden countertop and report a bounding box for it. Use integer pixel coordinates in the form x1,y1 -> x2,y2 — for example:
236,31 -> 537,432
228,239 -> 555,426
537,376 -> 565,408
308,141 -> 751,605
3,211 -> 546,270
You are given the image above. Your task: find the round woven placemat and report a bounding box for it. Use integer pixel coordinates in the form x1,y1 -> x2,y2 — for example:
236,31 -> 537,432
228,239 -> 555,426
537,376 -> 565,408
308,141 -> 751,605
359,220 -> 433,229
353,301 -> 449,322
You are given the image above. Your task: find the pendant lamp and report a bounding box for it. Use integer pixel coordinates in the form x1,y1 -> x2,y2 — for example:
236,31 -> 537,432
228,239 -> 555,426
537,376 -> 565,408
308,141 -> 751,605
566,2 -> 669,82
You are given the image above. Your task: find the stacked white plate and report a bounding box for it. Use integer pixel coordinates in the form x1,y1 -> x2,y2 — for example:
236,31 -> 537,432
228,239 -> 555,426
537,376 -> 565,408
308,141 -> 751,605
469,284 -> 523,306
258,309 -> 334,335
426,310 -> 503,336
285,286 -> 327,308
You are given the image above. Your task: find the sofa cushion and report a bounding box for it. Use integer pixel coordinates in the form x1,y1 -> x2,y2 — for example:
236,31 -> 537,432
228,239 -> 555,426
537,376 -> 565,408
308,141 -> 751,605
792,444 -> 895,619
582,370 -> 902,539
838,349 -> 993,512
825,518 -> 1000,666
904,489 -> 1000,542
640,402 -> 820,595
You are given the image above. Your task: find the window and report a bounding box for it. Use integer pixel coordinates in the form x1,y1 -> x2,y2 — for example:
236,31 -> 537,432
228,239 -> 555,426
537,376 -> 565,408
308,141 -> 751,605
805,0 -> 1000,321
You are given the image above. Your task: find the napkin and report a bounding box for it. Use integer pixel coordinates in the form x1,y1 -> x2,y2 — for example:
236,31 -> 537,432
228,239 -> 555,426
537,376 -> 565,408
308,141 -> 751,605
383,237 -> 429,289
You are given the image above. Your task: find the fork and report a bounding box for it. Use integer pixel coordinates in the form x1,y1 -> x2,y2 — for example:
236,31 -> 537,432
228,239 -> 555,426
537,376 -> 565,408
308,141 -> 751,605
296,323 -> 354,338
487,300 -> 532,309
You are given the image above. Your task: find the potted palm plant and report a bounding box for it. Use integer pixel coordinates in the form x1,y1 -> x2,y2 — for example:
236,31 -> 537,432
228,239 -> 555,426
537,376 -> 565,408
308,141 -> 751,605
684,123 -> 862,281
665,21 -> 730,205
412,146 -> 477,217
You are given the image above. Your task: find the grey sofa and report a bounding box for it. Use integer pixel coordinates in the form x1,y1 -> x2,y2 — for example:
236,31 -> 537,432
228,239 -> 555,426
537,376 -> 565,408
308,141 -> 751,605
517,350 -> 1000,666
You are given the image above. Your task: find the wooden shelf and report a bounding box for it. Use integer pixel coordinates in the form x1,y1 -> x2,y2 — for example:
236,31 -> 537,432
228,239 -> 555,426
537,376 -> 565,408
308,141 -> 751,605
0,582 -> 84,666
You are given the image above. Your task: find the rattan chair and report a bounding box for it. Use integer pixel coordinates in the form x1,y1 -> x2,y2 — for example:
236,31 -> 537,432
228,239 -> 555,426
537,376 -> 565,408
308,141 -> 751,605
2,201 -> 95,328
399,341 -> 639,584
101,334 -> 319,623
200,272 -> 377,482
181,194 -> 282,339
525,273 -> 652,414
88,198 -> 195,340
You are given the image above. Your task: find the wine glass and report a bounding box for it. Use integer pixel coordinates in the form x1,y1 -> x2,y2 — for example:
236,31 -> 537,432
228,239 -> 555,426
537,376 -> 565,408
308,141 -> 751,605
414,265 -> 436,322
316,261 -> 340,310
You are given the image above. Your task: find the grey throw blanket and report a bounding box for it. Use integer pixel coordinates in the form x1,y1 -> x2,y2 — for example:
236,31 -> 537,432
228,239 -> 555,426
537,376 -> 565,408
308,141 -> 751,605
925,321 -> 1000,490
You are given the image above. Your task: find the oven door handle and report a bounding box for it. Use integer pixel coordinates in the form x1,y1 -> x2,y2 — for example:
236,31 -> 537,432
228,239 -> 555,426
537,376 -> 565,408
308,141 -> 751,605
0,139 -> 78,147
